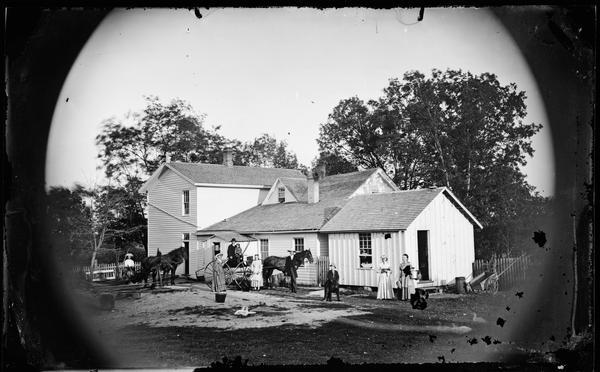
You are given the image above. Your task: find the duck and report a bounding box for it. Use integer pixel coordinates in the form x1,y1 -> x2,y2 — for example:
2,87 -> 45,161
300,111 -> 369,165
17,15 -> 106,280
234,306 -> 256,317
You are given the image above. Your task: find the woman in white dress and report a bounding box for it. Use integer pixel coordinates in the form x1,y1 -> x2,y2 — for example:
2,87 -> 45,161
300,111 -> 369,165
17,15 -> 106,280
250,254 -> 263,291
377,255 -> 395,300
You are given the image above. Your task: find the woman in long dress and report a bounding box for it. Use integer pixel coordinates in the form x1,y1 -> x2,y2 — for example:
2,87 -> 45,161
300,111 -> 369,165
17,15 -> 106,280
212,253 -> 227,293
377,255 -> 395,300
250,254 -> 263,290
399,254 -> 411,301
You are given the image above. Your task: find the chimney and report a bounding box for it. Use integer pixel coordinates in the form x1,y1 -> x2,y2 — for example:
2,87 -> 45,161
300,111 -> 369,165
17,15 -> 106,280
222,147 -> 233,167
307,171 -> 319,203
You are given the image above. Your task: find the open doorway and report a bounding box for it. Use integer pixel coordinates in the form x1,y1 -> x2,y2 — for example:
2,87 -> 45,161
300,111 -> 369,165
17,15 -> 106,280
417,230 -> 430,281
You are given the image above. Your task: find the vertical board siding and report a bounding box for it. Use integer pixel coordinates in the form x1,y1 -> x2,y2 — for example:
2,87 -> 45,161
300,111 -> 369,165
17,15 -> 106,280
316,256 -> 330,286
407,193 -> 476,286
147,169 -> 197,276
317,233 -> 329,257
329,231 -> 403,288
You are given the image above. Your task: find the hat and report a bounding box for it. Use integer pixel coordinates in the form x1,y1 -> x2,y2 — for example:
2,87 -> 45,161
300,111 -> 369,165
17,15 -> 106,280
215,252 -> 224,258
329,263 -> 336,268
230,238 -> 236,242
381,255 -> 388,260
125,253 -> 134,258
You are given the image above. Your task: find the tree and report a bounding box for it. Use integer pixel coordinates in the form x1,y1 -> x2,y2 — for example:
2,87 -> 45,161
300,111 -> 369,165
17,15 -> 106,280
311,151 -> 358,176
235,133 -> 300,169
318,69 -> 543,257
96,96 -> 227,184
47,184 -> 146,273
46,186 -> 93,265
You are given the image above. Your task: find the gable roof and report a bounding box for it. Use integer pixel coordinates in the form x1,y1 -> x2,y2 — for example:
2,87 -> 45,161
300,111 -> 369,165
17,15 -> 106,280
200,168 -> 384,233
319,169 -> 382,200
201,198 -> 346,233
279,177 -> 307,201
140,162 -> 304,192
320,187 -> 482,232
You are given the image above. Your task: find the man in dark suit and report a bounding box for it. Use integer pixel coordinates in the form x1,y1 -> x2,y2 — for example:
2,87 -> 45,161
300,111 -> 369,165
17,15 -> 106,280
284,250 -> 297,293
323,263 -> 340,301
227,238 -> 237,266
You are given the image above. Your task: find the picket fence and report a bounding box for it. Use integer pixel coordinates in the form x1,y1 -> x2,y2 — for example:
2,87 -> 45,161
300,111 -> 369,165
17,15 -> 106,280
472,255 -> 530,291
73,262 -> 141,281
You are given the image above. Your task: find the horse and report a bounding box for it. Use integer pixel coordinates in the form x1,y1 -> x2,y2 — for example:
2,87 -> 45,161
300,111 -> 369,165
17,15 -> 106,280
156,246 -> 188,285
132,250 -> 165,287
134,247 -> 188,287
262,250 -> 314,289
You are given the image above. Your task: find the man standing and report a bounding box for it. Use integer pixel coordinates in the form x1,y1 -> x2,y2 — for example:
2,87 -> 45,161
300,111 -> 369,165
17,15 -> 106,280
323,263 -> 340,301
227,238 -> 237,265
284,250 -> 298,293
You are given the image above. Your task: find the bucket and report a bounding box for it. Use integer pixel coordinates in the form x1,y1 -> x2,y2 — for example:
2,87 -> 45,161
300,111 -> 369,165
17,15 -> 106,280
455,277 -> 466,294
215,292 -> 227,303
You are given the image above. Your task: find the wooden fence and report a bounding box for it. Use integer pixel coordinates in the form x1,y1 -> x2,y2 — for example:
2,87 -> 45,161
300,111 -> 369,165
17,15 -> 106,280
73,262 -> 141,281
472,255 -> 530,291
316,256 -> 330,287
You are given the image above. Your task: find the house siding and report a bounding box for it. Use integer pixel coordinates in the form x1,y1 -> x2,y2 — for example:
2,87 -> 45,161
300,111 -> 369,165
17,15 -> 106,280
195,186 -> 267,229
262,180 -> 298,204
328,231 -> 403,288
405,192 -> 475,286
351,171 -> 397,197
146,169 -> 197,276
317,233 -> 329,257
252,232 -> 319,285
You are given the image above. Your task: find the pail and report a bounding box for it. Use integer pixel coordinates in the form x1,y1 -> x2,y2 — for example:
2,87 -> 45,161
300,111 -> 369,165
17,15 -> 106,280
455,277 -> 466,294
215,292 -> 227,303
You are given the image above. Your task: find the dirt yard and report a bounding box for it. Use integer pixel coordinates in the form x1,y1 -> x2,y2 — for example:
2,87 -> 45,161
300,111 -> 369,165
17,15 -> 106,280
80,279 -> 559,368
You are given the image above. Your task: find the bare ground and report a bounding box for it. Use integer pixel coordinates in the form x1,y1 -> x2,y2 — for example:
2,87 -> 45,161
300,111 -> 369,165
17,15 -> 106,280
79,279 -> 562,368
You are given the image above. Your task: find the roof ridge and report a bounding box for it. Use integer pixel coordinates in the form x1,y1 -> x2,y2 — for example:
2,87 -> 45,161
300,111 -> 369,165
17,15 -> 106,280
322,168 -> 377,180
169,162 -> 301,171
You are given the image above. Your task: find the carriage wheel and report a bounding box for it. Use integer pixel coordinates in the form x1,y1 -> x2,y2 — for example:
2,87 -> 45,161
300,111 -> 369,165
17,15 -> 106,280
486,275 -> 499,294
201,260 -> 216,289
223,263 -> 235,286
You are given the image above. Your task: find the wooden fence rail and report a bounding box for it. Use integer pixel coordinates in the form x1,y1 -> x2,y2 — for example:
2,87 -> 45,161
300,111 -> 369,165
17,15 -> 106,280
73,262 -> 141,281
472,255 -> 530,291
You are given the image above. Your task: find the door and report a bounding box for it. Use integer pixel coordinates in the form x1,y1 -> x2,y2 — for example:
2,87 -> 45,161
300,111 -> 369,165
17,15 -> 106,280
183,241 -> 190,276
417,230 -> 430,280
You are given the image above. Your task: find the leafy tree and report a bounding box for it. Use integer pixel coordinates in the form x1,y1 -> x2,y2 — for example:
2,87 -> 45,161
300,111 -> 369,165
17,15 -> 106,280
235,133 -> 300,169
96,96 -> 227,184
46,186 -> 92,265
318,69 -> 544,257
47,184 -> 146,272
311,151 -> 358,176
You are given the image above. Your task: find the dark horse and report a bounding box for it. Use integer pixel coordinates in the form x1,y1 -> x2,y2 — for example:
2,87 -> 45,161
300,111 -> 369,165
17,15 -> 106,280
135,247 -> 188,288
262,250 -> 314,289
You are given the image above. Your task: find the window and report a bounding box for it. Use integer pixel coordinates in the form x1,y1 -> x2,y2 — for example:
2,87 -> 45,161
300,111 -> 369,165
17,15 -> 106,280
213,242 -> 221,255
260,239 -> 269,258
278,187 -> 286,203
359,233 -> 372,267
294,238 -> 304,251
182,190 -> 190,215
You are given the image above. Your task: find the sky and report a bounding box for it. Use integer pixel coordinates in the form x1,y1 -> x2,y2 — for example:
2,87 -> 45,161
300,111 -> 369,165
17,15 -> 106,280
46,7 -> 555,195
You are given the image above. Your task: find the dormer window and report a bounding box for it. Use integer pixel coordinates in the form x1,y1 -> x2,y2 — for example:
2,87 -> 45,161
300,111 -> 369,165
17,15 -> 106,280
278,187 -> 285,203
